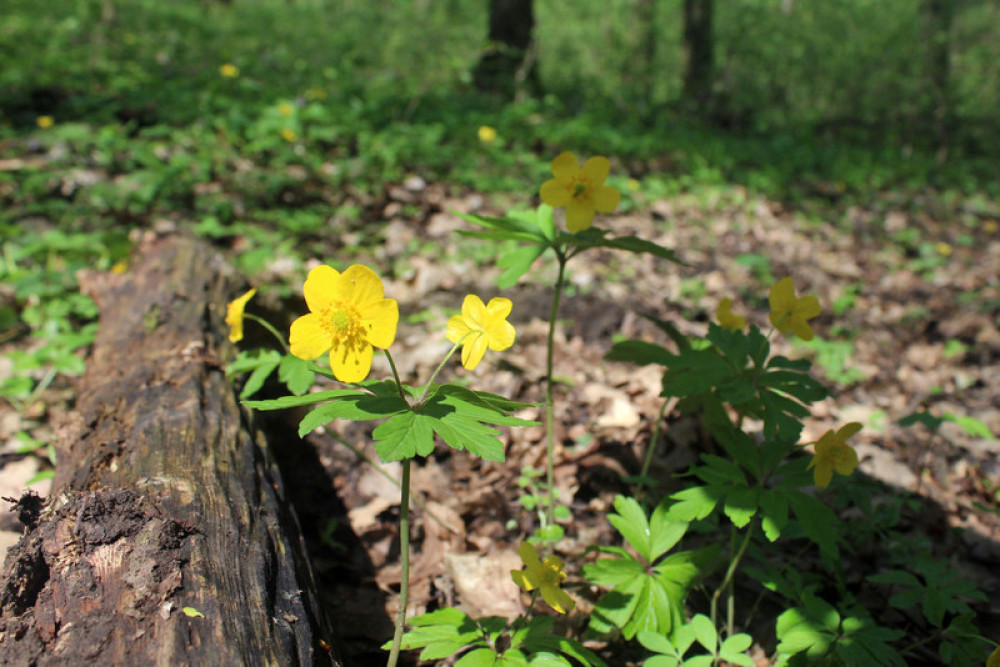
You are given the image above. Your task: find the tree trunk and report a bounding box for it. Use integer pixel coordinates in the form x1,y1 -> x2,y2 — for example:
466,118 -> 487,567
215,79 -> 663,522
472,0 -> 539,98
923,0 -> 953,158
682,0 -> 714,112
0,236 -> 342,666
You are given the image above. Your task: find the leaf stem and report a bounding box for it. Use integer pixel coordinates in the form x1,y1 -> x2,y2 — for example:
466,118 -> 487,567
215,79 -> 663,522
417,340 -> 462,405
243,313 -> 290,353
386,458 -> 412,667
383,349 -> 408,402
544,253 -> 568,532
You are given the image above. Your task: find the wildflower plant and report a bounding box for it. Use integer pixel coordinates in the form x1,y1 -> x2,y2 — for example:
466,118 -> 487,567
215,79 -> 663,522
226,266 -> 538,667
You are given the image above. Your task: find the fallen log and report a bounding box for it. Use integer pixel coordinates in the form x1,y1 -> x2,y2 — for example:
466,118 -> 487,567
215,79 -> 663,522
0,235 -> 342,666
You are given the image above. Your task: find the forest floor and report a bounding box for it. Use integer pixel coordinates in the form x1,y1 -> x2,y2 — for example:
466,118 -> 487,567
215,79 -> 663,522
2,178 -> 1000,665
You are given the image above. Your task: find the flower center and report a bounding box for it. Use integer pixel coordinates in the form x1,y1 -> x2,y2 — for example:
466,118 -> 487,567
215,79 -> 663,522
572,180 -> 589,199
321,302 -> 365,347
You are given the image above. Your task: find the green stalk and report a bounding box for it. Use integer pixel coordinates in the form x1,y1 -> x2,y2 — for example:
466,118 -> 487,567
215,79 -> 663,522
636,398 -> 672,502
243,313 -> 290,353
386,458 -> 411,667
544,254 -> 568,530
711,524 -> 754,638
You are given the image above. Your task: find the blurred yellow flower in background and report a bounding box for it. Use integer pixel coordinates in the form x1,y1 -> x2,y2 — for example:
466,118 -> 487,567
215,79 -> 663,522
716,297 -> 746,331
510,542 -> 575,614
540,151 -> 620,233
219,63 -> 239,78
278,102 -> 295,116
477,125 -> 497,144
289,265 -> 398,383
280,128 -> 298,142
36,116 -> 54,129
769,277 -> 821,341
808,422 -> 862,488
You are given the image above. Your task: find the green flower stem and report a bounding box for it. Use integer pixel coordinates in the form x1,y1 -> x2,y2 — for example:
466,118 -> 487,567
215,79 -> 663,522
543,253 -> 568,531
636,397 -> 673,501
383,349 -> 408,402
386,457 -> 412,667
243,313 -> 290,353
417,341 -> 462,405
320,424 -> 458,534
711,523 -> 755,637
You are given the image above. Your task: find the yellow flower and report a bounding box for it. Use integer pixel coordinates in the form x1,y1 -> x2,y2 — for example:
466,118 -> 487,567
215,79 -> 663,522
446,295 -> 516,371
477,125 -> 497,144
226,288 -> 256,343
768,277 -> 821,341
539,151 -> 621,233
808,422 -> 862,489
280,128 -> 298,142
36,116 -> 54,129
110,259 -> 129,275
716,297 -> 746,331
278,102 -> 295,116
935,241 -> 952,257
511,542 -> 575,614
305,87 -> 327,101
219,63 -> 239,78
627,178 -> 640,192
289,265 -> 398,383
987,646 -> 1000,667
984,219 -> 998,234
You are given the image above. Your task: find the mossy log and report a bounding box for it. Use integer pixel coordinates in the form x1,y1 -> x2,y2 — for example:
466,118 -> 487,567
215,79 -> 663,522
0,236 -> 341,666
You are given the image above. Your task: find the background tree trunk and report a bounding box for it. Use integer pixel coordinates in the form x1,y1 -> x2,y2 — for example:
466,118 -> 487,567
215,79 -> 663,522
0,236 -> 342,666
682,0 -> 714,112
923,0 -> 953,158
472,0 -> 539,98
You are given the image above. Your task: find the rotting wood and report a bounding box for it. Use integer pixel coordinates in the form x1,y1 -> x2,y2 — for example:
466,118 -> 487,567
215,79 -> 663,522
0,235 -> 342,666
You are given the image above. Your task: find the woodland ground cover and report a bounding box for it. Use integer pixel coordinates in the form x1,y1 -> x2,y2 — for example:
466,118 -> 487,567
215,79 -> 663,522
1,0 -> 999,664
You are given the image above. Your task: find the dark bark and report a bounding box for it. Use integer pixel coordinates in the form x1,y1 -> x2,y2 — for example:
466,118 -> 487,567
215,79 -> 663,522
923,0 -> 954,157
682,0 -> 714,111
0,236 -> 342,666
472,0 -> 539,98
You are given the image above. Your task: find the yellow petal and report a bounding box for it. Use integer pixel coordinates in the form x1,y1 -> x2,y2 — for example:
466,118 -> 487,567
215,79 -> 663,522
790,320 -> 815,341
487,320 -> 516,351
511,569 -> 533,592
340,264 -> 387,308
485,296 -> 512,321
361,298 -> 399,349
461,332 -> 489,370
290,313 -> 332,360
303,265 -> 341,313
461,294 -> 488,329
540,584 -> 575,614
540,179 -> 571,207
813,460 -> 833,489
591,184 -> 621,213
833,445 -> 859,476
986,646 -> 1000,667
795,295 -> 822,319
838,422 -> 863,440
330,341 -> 373,383
446,314 -> 472,344
550,151 -> 579,181
225,288 -> 256,343
565,201 -> 596,233
769,277 -> 795,313
580,156 -> 611,184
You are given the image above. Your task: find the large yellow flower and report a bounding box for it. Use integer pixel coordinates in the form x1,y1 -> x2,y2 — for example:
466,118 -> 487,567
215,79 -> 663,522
716,297 -> 746,331
539,151 -> 621,233
289,265 -> 398,383
511,542 -> 575,614
768,277 -> 821,341
446,295 -> 516,371
808,422 -> 862,489
225,288 -> 256,343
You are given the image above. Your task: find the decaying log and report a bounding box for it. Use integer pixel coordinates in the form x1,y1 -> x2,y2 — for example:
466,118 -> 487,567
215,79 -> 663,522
0,236 -> 342,665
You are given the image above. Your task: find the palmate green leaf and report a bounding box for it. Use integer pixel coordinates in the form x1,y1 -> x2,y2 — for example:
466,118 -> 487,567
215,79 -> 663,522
564,229 -> 683,264
759,488 -> 790,541
429,411 -> 505,461
430,384 -> 539,427
381,607 -> 487,659
296,394 -> 410,436
583,551 -> 644,588
661,349 -> 739,398
787,490 -> 839,559
649,500 -> 689,560
608,495 -> 654,562
758,368 -> 829,405
641,313 -> 692,353
516,615 -> 606,667
835,616 -> 905,666
455,647 -> 500,667
277,354 -> 315,396
455,210 -> 549,243
497,244 -> 548,289
228,349 -> 281,399
243,388 -> 369,410
373,411 -> 436,461
666,484 -> 725,522
723,486 -> 760,528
